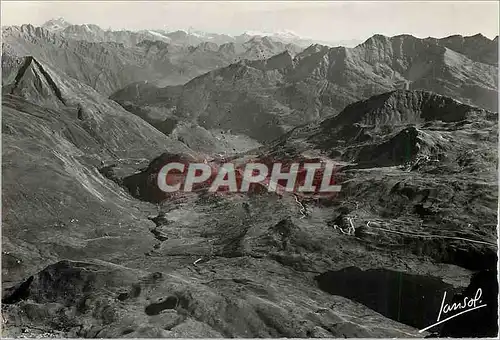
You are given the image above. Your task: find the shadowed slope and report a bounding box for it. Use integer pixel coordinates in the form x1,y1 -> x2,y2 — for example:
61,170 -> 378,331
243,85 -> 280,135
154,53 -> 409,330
2,57 -> 196,284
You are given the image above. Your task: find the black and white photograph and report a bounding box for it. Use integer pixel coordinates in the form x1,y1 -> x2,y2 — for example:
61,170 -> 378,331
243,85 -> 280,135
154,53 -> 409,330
1,1 -> 499,338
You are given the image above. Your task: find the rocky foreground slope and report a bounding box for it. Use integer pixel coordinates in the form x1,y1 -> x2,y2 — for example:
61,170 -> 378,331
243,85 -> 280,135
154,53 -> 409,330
1,55 -> 196,282
112,33 -> 498,144
2,48 -> 497,337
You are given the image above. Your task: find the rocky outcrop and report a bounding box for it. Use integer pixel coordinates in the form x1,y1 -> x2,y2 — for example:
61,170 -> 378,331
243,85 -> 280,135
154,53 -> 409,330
1,260 -> 424,338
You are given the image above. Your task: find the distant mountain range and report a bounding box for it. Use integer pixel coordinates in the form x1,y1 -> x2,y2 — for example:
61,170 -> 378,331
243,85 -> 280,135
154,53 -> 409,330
111,33 -> 498,144
4,18 -> 497,152
2,21 -> 304,94
39,17 -> 363,48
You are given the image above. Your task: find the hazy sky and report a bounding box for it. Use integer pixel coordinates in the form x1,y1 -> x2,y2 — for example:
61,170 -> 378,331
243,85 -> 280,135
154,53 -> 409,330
2,1 -> 499,41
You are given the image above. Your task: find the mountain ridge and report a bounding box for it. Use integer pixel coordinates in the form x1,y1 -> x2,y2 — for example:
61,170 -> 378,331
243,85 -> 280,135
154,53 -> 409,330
111,33 -> 498,144
38,17 -> 363,47
3,23 -> 303,94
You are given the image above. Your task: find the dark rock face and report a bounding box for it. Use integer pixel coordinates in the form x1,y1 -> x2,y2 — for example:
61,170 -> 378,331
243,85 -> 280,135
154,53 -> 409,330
315,267 -> 460,330
439,269 -> 499,337
2,276 -> 34,304
144,296 -> 179,315
121,152 -> 199,203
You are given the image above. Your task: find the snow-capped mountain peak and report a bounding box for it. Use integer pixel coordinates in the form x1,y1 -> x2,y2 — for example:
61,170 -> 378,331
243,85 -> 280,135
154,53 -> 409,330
144,30 -> 172,42
243,29 -> 299,39
243,30 -> 269,37
239,29 -> 314,46
272,29 -> 301,39
41,17 -> 72,31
